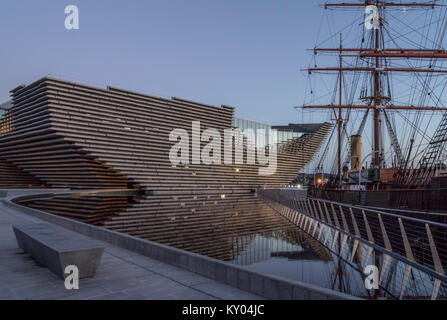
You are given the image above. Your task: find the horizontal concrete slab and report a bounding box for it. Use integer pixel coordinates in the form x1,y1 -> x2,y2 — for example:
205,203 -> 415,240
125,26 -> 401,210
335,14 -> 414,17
13,223 -> 104,279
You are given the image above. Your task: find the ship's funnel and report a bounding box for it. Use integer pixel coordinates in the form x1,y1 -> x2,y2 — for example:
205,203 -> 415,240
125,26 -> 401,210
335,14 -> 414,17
350,135 -> 362,171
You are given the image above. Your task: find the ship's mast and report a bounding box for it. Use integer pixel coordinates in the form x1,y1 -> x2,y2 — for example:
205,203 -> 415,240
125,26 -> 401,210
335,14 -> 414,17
373,0 -> 382,168
338,33 -> 343,186
298,0 -> 447,181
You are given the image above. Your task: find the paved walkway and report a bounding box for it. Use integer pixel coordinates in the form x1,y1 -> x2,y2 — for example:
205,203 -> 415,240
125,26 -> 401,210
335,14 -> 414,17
0,200 -> 263,300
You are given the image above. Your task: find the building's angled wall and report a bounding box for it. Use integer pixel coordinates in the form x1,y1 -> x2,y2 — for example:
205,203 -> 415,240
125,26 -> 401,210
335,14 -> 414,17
0,80 -> 129,189
1,77 -> 331,191
1,76 -> 332,249
0,100 -> 45,187
0,158 -> 45,187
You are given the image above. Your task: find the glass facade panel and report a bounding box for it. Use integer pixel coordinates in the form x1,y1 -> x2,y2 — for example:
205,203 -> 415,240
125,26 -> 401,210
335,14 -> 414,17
0,101 -> 12,136
233,117 -> 306,149
233,117 -> 273,149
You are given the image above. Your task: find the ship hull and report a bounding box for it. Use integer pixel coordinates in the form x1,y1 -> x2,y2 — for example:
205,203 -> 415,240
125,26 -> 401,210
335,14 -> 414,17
310,186 -> 447,219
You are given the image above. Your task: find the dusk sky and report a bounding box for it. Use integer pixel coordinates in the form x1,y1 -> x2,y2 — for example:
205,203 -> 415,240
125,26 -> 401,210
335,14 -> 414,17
0,1 -> 324,125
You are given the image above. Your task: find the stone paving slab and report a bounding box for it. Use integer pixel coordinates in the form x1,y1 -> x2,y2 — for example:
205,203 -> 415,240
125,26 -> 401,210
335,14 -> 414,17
0,202 -> 263,300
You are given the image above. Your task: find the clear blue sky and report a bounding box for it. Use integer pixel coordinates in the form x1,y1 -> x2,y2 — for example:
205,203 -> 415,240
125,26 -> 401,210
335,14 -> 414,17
0,0 -> 323,125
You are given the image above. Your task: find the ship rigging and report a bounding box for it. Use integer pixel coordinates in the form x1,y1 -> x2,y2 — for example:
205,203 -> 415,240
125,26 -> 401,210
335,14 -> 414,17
298,0 -> 447,200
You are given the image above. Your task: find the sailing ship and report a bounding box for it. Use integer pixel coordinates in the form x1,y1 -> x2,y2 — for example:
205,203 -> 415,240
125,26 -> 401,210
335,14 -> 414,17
298,0 -> 447,214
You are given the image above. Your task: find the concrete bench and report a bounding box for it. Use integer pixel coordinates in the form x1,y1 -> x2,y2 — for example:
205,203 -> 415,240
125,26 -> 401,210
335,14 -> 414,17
13,223 -> 104,279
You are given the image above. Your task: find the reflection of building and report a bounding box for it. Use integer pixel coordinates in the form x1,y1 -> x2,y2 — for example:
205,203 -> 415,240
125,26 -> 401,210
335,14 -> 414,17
20,193 -> 298,261
271,250 -> 322,260
0,77 -> 332,257
232,227 -> 332,265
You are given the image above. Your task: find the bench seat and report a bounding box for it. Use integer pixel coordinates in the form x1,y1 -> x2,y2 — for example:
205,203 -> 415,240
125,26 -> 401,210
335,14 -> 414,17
13,223 -> 104,279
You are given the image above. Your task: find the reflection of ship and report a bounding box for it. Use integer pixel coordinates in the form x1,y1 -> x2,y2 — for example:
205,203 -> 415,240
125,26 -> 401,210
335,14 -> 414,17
232,225 -> 380,297
298,1 -> 447,214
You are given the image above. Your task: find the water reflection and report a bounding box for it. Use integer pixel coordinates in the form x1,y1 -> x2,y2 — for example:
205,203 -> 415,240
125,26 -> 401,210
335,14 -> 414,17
19,194 -> 446,299
231,226 -> 447,299
231,227 -> 369,297
232,229 -> 331,266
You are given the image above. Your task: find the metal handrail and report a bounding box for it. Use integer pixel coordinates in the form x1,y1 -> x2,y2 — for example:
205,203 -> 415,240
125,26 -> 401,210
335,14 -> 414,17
306,195 -> 447,229
259,189 -> 447,299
